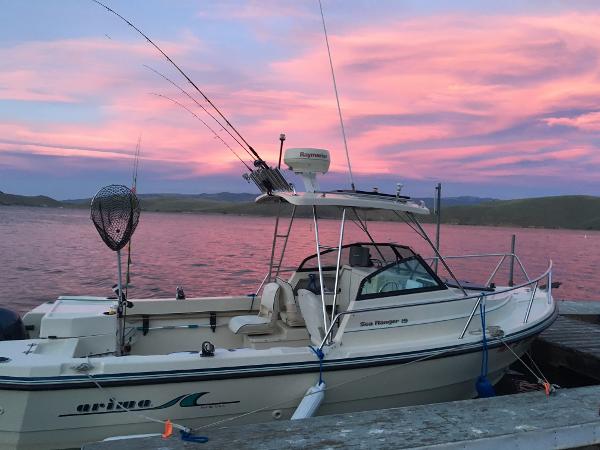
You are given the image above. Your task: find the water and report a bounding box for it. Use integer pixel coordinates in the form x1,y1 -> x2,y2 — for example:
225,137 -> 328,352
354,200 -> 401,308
1,206 -> 599,314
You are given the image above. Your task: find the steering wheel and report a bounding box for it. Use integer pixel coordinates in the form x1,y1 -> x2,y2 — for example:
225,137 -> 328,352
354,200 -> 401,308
378,281 -> 400,293
370,258 -> 384,267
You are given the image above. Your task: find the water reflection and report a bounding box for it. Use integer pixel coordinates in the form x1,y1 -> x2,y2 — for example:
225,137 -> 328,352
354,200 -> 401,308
1,206 -> 598,314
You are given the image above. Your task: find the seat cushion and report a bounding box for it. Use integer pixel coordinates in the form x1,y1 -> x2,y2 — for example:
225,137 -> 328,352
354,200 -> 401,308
297,289 -> 325,346
276,277 -> 305,327
228,315 -> 274,335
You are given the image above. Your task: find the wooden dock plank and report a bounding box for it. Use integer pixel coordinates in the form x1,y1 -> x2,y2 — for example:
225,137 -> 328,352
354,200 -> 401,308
82,385 -> 600,450
557,300 -> 600,316
534,315 -> 600,381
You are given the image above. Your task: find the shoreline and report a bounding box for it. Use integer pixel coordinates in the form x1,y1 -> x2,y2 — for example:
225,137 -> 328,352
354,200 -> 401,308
2,203 -> 599,232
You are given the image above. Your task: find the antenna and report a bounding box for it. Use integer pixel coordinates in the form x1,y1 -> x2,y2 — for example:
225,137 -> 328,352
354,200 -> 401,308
318,0 -> 355,191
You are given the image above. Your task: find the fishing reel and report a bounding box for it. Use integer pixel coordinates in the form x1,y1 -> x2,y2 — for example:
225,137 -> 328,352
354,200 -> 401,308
112,284 -> 134,308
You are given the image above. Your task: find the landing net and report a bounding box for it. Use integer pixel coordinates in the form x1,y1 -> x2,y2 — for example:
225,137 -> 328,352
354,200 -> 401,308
90,184 -> 141,252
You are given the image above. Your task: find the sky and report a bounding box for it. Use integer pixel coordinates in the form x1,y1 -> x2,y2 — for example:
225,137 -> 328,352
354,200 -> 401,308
1,1 -> 600,200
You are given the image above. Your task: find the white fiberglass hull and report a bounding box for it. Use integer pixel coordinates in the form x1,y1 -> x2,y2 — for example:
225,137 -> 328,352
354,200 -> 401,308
0,323 -> 550,450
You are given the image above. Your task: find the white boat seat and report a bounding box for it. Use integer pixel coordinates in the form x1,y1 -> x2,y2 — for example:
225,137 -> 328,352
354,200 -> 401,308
298,289 -> 325,346
276,277 -> 305,327
228,283 -> 280,335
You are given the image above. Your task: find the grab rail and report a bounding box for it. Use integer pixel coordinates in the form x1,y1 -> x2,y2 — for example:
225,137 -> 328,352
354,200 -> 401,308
425,252 -> 531,284
318,260 -> 553,350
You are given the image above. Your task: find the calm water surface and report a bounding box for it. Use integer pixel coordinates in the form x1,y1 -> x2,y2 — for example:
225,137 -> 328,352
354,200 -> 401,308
1,206 -> 599,314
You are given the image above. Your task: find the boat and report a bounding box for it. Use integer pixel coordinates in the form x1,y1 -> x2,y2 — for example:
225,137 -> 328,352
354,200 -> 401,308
0,147 -> 557,450
0,3 -> 558,448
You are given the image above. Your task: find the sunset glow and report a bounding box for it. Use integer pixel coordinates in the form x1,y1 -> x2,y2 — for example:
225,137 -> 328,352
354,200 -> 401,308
1,1 -> 600,198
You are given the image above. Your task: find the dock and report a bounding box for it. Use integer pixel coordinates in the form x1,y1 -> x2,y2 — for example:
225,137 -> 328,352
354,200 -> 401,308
554,300 -> 600,318
83,385 -> 600,450
533,300 -> 600,383
83,300 -> 600,450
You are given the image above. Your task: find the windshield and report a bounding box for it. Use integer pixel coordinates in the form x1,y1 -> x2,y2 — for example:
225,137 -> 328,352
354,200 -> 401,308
296,243 -> 416,272
357,256 -> 446,300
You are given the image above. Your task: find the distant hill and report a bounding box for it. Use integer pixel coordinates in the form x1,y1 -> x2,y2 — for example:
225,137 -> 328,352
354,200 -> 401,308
75,193 -> 497,217
62,192 -> 257,206
97,193 -> 600,230
414,196 -> 496,210
0,191 -> 62,208
159,192 -> 257,203
2,190 -> 599,230
439,196 -> 600,230
63,192 -> 496,212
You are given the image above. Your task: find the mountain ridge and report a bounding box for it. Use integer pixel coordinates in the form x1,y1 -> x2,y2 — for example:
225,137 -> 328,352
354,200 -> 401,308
2,191 -> 599,230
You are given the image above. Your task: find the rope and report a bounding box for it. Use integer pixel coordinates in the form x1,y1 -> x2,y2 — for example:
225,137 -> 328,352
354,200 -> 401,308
499,338 -> 557,396
474,297 -> 495,398
499,340 -> 543,382
479,301 -> 489,377
499,340 -> 555,393
180,430 -> 209,443
318,0 -> 355,191
309,345 -> 325,385
526,351 -> 552,386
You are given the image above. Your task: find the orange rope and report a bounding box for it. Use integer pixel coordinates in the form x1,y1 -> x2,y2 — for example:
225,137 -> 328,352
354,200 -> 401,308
162,419 -> 173,438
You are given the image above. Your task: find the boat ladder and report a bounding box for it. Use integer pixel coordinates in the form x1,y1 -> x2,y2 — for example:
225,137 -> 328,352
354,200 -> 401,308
267,200 -> 297,282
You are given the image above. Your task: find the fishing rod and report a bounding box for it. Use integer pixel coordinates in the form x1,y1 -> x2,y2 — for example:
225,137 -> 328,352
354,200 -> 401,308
123,136 -> 141,301
91,0 -> 268,169
144,64 -> 254,163
122,135 -> 141,352
125,133 -> 141,299
151,93 -> 253,171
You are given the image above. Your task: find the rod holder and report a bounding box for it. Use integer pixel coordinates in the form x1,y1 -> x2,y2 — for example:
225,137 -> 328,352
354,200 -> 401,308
508,234 -> 516,286
278,133 -> 286,169
434,183 -> 441,274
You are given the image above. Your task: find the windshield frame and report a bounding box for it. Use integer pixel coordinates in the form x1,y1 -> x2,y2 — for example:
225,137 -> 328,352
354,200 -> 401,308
356,254 -> 447,301
296,242 -> 416,273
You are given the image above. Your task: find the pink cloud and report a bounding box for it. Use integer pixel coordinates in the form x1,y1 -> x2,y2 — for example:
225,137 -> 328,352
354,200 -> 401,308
544,112 -> 600,131
2,10 -> 600,193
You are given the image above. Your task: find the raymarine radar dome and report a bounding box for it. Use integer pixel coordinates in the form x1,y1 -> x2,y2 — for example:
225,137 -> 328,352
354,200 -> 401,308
284,148 -> 330,192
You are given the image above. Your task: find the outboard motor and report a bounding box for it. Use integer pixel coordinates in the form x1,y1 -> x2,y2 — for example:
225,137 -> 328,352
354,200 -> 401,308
0,308 -> 27,341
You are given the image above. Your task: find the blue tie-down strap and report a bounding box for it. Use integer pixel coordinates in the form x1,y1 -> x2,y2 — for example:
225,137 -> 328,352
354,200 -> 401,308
180,430 -> 209,443
476,297 -> 495,398
309,346 -> 325,385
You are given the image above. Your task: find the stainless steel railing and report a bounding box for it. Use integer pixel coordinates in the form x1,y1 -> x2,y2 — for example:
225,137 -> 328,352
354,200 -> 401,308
424,252 -> 531,285
318,260 -> 553,350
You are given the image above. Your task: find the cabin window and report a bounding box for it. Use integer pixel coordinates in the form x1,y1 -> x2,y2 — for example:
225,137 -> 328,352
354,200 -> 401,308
357,256 -> 446,300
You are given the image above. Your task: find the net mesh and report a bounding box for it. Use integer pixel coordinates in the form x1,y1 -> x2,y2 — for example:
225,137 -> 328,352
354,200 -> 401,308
90,184 -> 141,251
